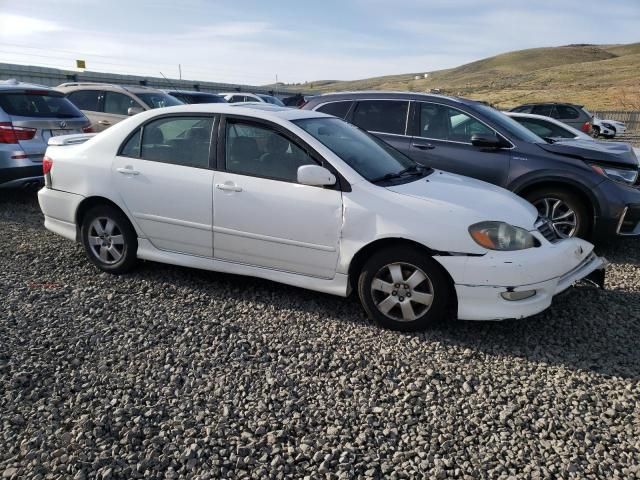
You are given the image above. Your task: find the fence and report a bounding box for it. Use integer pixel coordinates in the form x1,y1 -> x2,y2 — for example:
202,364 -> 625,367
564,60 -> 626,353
0,63 -> 312,99
592,110 -> 640,132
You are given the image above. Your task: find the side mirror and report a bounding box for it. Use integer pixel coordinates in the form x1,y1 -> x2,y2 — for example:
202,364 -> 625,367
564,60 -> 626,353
297,165 -> 336,187
127,106 -> 144,116
471,133 -> 504,149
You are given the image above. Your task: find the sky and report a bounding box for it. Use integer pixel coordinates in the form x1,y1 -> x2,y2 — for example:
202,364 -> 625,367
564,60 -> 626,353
0,0 -> 638,86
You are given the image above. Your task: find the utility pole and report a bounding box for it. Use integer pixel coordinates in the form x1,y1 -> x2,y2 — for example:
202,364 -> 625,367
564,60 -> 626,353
179,64 -> 182,80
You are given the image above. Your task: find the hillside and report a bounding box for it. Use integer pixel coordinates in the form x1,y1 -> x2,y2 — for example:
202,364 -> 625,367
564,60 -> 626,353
295,43 -> 640,110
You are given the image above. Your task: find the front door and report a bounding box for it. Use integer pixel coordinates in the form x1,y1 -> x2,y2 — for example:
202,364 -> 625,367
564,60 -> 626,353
112,115 -> 215,257
213,118 -> 343,278
408,102 -> 511,187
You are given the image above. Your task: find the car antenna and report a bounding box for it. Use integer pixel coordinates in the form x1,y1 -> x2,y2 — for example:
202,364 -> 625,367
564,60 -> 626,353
159,71 -> 181,92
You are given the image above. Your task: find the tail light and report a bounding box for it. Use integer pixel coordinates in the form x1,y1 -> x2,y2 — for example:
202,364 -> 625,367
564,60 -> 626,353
43,156 -> 53,175
580,121 -> 591,133
0,122 -> 37,143
82,124 -> 94,133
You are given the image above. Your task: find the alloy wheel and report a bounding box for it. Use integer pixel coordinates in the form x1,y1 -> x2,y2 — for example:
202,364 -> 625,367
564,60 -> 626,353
533,197 -> 578,238
371,262 -> 434,322
87,217 -> 125,264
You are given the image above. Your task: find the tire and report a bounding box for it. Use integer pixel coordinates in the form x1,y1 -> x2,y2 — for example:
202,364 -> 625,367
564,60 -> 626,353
591,126 -> 600,138
357,246 -> 454,331
81,205 -> 138,274
523,187 -> 591,239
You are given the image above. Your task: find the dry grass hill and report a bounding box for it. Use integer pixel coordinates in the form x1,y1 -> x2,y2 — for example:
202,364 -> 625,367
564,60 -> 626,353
288,43 -> 640,110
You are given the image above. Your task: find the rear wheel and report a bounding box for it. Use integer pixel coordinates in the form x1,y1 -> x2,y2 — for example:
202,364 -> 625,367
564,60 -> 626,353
81,205 -> 138,274
591,126 -> 601,138
524,187 -> 590,239
357,247 -> 454,331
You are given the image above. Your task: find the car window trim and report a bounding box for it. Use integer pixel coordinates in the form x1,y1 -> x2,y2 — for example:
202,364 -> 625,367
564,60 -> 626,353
116,112 -> 218,170
218,114 -> 349,191
412,100 -> 515,149
350,99 -> 411,136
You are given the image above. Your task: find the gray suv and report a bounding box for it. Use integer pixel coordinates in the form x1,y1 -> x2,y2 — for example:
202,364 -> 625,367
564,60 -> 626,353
57,82 -> 182,132
0,80 -> 91,189
509,102 -> 593,134
302,92 -> 640,241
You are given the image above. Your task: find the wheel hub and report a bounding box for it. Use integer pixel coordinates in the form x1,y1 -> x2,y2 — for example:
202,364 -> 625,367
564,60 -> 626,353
371,263 -> 434,322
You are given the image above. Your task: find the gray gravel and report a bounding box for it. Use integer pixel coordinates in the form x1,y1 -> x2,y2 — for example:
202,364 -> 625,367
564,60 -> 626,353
1,191 -> 639,480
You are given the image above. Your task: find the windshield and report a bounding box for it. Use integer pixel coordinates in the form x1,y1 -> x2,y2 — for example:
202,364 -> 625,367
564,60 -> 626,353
0,91 -> 85,118
294,117 -> 421,183
258,94 -> 285,107
474,104 -> 544,143
137,92 -> 183,109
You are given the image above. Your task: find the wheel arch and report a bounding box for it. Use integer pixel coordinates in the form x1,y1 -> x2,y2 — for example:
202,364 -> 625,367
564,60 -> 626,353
75,196 -> 138,240
347,237 -> 456,291
512,177 -> 601,219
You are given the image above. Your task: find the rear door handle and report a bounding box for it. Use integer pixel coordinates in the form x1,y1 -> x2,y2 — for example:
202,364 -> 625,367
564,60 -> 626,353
117,166 -> 139,175
216,183 -> 242,192
98,120 -> 111,126
413,143 -> 435,150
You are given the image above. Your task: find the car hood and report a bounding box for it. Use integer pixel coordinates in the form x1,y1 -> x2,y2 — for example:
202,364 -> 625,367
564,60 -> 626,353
538,139 -> 639,168
386,170 -> 538,230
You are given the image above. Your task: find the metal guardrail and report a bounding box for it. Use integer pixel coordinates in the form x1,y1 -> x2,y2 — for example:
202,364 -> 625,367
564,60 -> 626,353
0,62 -> 314,99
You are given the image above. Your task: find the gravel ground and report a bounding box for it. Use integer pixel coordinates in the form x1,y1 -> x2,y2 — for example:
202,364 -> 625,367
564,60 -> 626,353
1,191 -> 639,480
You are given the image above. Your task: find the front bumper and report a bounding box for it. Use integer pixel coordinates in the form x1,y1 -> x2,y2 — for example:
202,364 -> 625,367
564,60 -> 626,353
591,179 -> 640,240
435,238 -> 606,321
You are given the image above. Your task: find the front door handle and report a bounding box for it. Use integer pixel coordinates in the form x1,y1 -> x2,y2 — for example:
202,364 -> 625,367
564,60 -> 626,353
117,166 -> 139,175
413,143 -> 435,150
98,120 -> 112,126
216,183 -> 242,192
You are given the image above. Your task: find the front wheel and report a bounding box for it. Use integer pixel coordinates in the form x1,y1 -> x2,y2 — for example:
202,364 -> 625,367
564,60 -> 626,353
524,188 -> 590,239
357,247 -> 454,331
81,205 -> 138,274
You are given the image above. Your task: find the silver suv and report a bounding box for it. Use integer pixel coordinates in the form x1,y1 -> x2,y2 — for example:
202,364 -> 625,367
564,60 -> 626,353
0,79 -> 91,189
57,82 -> 182,132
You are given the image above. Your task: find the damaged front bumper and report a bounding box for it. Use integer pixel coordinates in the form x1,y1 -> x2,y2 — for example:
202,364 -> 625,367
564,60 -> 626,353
434,238 -> 607,321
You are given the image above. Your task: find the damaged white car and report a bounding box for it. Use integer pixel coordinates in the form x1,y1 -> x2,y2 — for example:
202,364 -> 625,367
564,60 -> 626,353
38,103 -> 606,330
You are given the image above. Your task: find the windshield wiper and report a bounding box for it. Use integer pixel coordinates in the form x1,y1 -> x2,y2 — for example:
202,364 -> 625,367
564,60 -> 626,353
371,164 -> 431,184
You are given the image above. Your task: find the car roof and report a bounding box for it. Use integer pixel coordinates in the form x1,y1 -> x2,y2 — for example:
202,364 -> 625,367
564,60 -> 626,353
148,102 -> 330,121
0,79 -> 57,92
308,90 -> 472,105
56,82 -> 166,94
166,90 -> 220,95
517,102 -> 584,108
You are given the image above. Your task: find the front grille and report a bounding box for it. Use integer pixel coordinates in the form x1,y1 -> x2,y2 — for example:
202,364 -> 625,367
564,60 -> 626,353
535,217 -> 561,243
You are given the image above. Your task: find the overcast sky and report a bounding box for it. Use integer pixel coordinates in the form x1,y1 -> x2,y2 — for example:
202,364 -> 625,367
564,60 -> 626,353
0,0 -> 638,85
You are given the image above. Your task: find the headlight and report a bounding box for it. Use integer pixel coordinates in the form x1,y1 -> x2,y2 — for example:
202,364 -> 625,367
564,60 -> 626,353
469,221 -> 537,251
590,164 -> 638,185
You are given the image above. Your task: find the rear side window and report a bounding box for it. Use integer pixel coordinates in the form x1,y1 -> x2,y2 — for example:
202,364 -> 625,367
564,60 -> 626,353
0,91 -> 84,118
532,105 -> 554,117
511,105 -> 532,113
352,100 -> 409,135
555,105 -> 580,119
67,90 -> 102,112
316,101 -> 352,119
120,129 -> 141,157
104,92 -> 141,116
140,116 -> 213,168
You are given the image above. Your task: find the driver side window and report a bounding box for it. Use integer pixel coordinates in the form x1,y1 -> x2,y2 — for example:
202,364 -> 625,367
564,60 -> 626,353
419,103 -> 495,143
225,121 -> 316,182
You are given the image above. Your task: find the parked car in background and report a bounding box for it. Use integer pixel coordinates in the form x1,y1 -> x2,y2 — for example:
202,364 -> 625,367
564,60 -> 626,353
219,92 -> 285,106
507,112 -> 640,158
0,79 -> 91,189
57,83 -> 183,132
509,102 -> 593,134
165,90 -> 227,104
302,92 -> 640,240
37,103 -> 605,331
600,118 -> 627,135
592,117 -> 616,138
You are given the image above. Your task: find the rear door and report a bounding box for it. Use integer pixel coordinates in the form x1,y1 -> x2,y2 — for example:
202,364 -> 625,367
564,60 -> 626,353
348,99 -> 412,155
66,90 -> 104,131
407,101 -> 511,186
112,114 -> 216,257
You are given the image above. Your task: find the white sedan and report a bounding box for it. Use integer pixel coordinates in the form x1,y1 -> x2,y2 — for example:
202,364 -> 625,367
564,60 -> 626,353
38,103 -> 605,330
